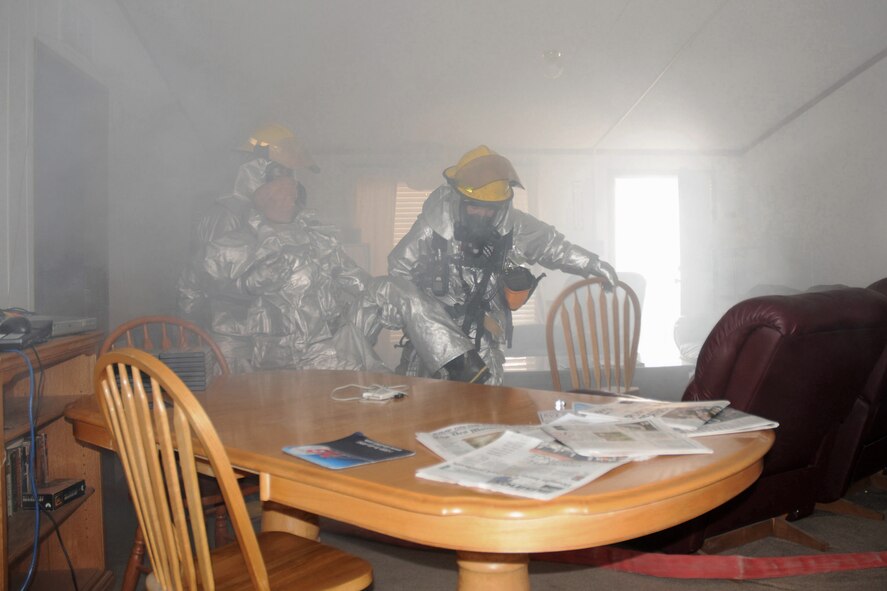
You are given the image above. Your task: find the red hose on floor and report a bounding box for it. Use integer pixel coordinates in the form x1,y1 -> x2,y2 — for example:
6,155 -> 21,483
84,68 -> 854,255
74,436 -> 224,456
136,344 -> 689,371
534,547 -> 887,579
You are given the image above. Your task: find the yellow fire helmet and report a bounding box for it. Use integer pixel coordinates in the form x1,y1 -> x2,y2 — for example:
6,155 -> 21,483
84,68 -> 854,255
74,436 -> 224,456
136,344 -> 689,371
240,123 -> 320,173
443,145 -> 523,203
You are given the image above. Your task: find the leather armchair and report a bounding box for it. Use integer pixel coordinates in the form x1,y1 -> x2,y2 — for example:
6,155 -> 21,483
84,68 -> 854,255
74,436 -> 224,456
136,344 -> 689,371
867,276 -> 887,297
817,341 -> 887,509
630,287 -> 887,554
816,278 -> 887,511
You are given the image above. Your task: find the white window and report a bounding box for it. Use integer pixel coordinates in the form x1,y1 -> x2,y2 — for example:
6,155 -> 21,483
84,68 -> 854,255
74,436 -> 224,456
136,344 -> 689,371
614,176 -> 682,367
393,183 -> 429,247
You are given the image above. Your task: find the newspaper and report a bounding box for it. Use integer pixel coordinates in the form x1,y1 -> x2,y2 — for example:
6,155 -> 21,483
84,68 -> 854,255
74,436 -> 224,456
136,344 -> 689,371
416,423 -> 554,461
572,399 -> 731,432
413,400 -> 766,500
687,407 -> 779,437
542,414 -> 713,458
416,430 -> 631,500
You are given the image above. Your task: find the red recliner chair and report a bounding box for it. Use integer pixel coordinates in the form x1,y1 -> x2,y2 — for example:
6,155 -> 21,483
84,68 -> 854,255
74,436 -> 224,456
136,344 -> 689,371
816,340 -> 887,516
868,277 -> 887,296
815,279 -> 887,516
629,287 -> 887,554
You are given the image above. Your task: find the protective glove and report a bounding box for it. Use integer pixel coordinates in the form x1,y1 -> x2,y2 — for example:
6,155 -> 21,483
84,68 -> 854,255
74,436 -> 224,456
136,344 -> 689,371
443,349 -> 490,384
378,302 -> 403,329
588,258 -> 619,288
241,254 -> 292,295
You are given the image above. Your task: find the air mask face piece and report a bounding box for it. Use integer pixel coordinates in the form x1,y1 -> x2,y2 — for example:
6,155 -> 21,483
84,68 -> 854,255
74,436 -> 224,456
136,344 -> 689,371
254,163 -> 301,224
264,161 -> 294,184
455,198 -> 508,255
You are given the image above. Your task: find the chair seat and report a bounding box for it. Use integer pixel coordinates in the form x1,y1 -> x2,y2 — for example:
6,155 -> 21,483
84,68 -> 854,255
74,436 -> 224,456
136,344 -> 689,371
147,531 -> 372,591
210,531 -> 372,591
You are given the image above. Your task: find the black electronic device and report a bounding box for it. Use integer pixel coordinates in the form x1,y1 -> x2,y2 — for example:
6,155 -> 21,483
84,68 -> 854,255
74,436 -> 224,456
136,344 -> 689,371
0,315 -> 31,334
0,315 -> 52,351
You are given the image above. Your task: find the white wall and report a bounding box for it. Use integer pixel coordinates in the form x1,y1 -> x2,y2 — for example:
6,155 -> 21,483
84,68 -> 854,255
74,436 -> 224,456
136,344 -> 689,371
730,56 -> 887,293
1,0 -> 35,309
0,0 -> 214,327
3,2 -> 885,342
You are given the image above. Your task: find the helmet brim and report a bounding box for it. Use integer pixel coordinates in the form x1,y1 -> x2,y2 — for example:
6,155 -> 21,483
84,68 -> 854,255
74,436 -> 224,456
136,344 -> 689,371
238,137 -> 320,173
444,153 -> 522,191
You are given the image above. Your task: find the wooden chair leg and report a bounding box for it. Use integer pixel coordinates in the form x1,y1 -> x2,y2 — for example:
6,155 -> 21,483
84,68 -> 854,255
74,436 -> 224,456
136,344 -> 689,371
870,470 -> 887,491
772,515 -> 829,551
816,497 -> 885,521
122,526 -> 149,591
700,515 -> 828,554
843,472 -> 887,495
700,519 -> 773,554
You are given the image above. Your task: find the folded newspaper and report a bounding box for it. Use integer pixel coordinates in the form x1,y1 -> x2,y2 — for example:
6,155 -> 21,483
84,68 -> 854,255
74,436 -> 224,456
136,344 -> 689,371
686,407 -> 779,437
572,398 -> 731,431
416,431 -> 630,500
414,400 -> 776,500
416,423 -> 554,461
542,414 -> 713,458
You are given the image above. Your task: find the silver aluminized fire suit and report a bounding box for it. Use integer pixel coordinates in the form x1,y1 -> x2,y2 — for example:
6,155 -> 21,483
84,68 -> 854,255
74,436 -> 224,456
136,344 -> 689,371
178,159 -> 470,374
389,185 -> 609,385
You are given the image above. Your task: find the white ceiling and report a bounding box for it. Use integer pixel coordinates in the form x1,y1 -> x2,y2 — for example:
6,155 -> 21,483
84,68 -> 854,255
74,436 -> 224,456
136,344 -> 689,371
118,0 -> 887,157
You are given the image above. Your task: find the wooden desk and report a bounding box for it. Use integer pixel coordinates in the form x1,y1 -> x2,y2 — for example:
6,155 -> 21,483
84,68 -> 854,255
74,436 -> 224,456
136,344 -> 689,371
66,369 -> 773,591
2,333 -> 111,591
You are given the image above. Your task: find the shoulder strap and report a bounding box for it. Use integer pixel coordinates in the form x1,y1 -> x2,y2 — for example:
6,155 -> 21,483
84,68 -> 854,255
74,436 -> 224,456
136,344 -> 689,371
429,231 -> 450,296
461,231 -> 513,349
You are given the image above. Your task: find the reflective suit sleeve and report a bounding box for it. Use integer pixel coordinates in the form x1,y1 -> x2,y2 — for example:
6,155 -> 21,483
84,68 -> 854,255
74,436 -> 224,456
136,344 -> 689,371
387,215 -> 474,372
201,230 -> 284,298
331,247 -> 374,296
178,202 -> 248,316
388,215 -> 435,282
510,209 -> 603,277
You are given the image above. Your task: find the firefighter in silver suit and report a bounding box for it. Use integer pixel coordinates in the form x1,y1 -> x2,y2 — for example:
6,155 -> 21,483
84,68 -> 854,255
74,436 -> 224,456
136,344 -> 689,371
388,145 -> 619,385
178,124 -> 390,373
178,125 -> 476,376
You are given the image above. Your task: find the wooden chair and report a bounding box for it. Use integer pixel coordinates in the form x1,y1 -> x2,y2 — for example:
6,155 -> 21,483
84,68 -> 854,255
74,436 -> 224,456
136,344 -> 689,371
101,316 -> 247,591
95,348 -> 373,591
100,314 -> 230,377
546,278 -> 641,393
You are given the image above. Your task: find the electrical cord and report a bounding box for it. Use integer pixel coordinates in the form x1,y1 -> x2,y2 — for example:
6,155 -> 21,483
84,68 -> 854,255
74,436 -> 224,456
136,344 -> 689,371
12,351 -> 39,591
9,346 -> 74,591
27,346 -> 78,589
330,384 -> 366,401
39,508 -> 79,591
29,345 -> 45,419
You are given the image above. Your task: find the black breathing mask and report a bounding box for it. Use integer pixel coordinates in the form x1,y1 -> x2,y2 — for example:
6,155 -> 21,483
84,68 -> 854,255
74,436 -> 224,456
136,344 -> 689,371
454,198 -> 506,255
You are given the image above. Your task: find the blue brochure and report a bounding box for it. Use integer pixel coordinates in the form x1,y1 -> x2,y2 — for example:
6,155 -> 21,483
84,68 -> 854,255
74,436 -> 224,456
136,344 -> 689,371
283,431 -> 414,470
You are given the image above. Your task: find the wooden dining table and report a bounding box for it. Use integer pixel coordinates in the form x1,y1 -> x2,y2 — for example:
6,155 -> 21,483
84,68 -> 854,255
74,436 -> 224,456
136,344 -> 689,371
65,369 -> 773,591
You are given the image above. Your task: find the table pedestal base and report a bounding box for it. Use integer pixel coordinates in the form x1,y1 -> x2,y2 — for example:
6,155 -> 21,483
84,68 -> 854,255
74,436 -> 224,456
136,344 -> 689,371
261,501 -> 320,540
457,552 -> 530,591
